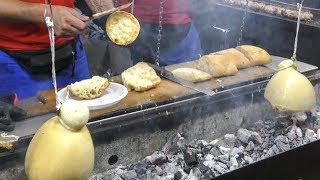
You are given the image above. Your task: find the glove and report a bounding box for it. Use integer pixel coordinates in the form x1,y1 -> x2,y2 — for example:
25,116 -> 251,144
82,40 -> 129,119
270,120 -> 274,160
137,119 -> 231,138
0,101 -> 27,132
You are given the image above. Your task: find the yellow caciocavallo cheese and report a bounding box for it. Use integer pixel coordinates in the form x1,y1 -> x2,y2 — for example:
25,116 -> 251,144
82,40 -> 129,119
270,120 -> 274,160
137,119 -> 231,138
25,100 -> 94,180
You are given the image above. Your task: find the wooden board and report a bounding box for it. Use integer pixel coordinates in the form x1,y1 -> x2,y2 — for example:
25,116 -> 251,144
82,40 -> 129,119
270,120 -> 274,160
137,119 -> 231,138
19,62 -> 274,120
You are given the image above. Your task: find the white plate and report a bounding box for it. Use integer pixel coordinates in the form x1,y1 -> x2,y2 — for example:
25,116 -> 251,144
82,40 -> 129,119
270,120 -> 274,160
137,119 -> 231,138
57,82 -> 128,110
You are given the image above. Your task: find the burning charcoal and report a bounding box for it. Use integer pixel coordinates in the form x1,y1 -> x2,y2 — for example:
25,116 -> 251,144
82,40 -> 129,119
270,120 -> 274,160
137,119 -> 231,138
145,151 -> 168,166
270,145 -> 280,154
184,147 -> 199,166
245,141 -> 255,152
291,112 -> 307,123
229,156 -> 239,170
110,174 -> 123,180
317,129 -> 320,140
244,156 -> 253,164
223,134 -> 236,148
250,132 -> 263,145
287,126 -> 298,140
204,154 -> 214,161
214,162 -> 228,175
155,166 -> 164,176
133,162 -> 148,175
230,146 -> 244,157
237,128 -> 252,144
162,133 -> 185,154
121,170 -> 137,180
202,144 -> 213,154
196,140 -> 208,149
174,170 -> 188,180
219,146 -> 231,155
209,146 -> 222,157
217,154 -> 229,164
296,127 -> 303,138
304,129 -> 317,143
275,140 -> 290,152
209,139 -> 220,146
187,167 -> 202,180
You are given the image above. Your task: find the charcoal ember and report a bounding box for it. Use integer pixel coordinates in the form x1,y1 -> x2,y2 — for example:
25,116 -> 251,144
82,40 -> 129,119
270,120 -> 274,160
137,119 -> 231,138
162,133 -> 185,154
209,139 -> 220,146
196,140 -> 208,149
187,167 -> 202,180
223,134 -> 236,148
202,144 -> 213,154
244,155 -> 253,164
174,170 -> 188,180
296,127 -> 303,138
214,162 -> 228,174
204,154 -> 214,161
162,162 -> 180,175
219,146 -> 231,155
133,162 -> 148,175
250,132 -> 263,145
145,151 -> 168,166
229,146 -> 244,157
217,154 -> 229,164
267,145 -> 280,156
245,141 -> 255,152
229,156 -> 239,170
287,126 -> 298,140
237,128 -> 252,144
209,146 -> 222,157
291,112 -> 307,122
275,138 -> 290,152
155,166 -> 164,176
184,147 -> 199,166
121,170 -> 137,180
89,174 -> 104,180
304,129 -> 317,143
110,174 -> 123,180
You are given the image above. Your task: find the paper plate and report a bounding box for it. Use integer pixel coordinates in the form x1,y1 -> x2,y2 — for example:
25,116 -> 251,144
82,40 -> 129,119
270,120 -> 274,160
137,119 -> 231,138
57,82 -> 128,110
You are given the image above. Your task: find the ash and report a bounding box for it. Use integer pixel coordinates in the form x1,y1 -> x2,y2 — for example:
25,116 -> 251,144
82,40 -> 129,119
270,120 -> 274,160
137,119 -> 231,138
92,111 -> 320,180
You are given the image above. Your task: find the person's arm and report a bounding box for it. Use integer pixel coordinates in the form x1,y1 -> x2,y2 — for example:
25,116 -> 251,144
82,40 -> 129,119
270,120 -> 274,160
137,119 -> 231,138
84,0 -> 115,14
0,0 -> 89,37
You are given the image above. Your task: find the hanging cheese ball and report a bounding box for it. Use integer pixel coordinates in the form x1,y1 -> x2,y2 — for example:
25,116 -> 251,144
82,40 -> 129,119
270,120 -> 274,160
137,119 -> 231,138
264,60 -> 316,112
25,100 -> 94,180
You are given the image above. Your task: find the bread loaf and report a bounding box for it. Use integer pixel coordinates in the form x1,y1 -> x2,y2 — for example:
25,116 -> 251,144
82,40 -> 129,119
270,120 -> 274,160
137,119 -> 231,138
196,54 -> 238,77
213,48 -> 251,69
121,62 -> 161,91
171,68 -> 212,83
68,76 -> 110,100
236,45 -> 271,65
106,11 -> 140,46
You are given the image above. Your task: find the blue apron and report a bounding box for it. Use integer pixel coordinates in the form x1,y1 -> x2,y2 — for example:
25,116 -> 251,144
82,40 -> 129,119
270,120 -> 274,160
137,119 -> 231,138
160,23 -> 203,65
0,38 -> 89,100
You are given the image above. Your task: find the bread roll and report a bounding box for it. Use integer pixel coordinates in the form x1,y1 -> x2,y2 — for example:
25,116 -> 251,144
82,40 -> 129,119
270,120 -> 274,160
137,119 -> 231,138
171,68 -> 212,83
68,76 -> 109,100
196,54 -> 238,77
212,48 -> 251,69
121,62 -> 161,91
106,11 -> 140,46
236,45 -> 272,65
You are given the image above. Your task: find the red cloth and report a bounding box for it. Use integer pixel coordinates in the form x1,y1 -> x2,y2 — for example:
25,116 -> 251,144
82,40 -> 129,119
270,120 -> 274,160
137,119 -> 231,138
116,0 -> 192,25
0,0 -> 74,51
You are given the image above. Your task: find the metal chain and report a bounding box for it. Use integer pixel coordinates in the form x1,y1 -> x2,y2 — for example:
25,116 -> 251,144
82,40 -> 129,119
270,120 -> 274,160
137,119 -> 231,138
155,0 -> 165,66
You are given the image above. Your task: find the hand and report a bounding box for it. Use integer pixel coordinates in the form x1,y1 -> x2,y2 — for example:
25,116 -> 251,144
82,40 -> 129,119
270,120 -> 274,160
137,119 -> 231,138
50,5 -> 89,37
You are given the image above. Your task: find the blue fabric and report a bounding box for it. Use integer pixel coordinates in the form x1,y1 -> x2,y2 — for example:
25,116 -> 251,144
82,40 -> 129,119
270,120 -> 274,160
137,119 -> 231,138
0,38 -> 89,100
160,23 -> 203,65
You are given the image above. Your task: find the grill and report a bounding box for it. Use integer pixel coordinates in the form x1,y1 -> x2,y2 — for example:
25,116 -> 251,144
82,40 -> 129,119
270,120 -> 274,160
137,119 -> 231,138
0,60 -> 319,179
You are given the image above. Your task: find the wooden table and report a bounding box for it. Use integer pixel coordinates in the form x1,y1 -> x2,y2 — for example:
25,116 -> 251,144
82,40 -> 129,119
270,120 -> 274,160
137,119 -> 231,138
19,61 -> 274,120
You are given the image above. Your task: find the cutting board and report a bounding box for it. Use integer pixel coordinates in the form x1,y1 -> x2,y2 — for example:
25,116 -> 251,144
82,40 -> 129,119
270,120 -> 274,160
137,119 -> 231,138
19,56 -> 317,120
